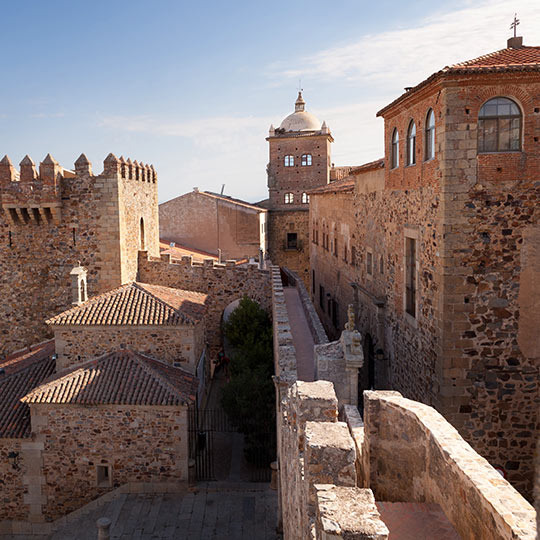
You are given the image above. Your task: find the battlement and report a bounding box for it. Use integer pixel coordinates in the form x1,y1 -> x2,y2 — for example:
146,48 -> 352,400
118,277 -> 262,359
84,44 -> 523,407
0,152 -> 157,226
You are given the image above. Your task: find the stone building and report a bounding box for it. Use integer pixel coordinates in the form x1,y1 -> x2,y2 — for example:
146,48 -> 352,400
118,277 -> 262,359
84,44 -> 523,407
266,93 -> 333,283
308,39 -> 540,497
0,153 -> 160,358
47,278 -> 208,375
159,188 -> 268,260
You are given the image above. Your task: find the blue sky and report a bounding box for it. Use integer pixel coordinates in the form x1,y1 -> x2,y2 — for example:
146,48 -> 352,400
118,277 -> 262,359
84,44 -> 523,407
1,0 -> 539,203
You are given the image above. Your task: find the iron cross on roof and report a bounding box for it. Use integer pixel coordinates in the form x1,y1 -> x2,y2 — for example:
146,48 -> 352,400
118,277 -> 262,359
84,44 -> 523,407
510,13 -> 520,38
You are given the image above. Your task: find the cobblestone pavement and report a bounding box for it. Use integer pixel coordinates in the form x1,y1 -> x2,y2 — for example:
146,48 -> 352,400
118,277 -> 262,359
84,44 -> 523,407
283,287 -> 314,381
43,484 -> 279,540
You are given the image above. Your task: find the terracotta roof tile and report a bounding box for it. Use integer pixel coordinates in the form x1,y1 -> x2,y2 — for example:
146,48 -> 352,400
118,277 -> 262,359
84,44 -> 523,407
449,46 -> 540,69
0,342 -> 56,438
47,282 -> 207,327
310,178 -> 355,195
377,46 -> 540,117
22,350 -> 198,406
159,241 -> 218,262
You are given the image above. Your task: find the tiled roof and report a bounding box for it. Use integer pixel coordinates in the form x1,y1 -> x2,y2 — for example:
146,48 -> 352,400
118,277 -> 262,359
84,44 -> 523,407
449,46 -> 540,69
201,191 -> 267,212
310,177 -> 355,195
47,282 -> 207,327
0,341 -> 56,438
159,241 -> 218,262
22,350 -> 198,406
377,46 -> 540,117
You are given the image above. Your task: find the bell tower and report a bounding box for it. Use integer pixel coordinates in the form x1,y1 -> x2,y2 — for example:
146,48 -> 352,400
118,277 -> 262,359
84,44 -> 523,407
266,93 -> 333,282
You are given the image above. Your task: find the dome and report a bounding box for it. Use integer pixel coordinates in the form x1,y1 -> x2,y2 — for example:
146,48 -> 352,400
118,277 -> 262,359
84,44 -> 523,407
279,92 -> 322,132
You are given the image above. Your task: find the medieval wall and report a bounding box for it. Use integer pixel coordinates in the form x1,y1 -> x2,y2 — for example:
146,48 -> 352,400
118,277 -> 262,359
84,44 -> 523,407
30,404 -> 188,522
0,439 -> 26,524
0,154 -> 159,358
53,323 -> 205,373
137,252 -> 271,360
433,78 -> 540,497
361,390 -> 536,540
159,190 -> 266,260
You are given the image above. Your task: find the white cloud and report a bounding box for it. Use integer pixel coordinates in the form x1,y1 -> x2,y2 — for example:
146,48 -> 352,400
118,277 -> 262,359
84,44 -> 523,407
30,112 -> 65,119
269,0 -> 540,90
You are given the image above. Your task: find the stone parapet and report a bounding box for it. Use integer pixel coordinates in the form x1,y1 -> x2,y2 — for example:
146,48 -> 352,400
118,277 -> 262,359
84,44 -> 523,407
314,485 -> 389,540
364,390 -> 537,540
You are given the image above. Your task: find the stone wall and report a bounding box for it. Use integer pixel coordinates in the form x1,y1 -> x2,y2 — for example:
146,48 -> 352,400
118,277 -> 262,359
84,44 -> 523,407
0,154 -> 159,358
268,209 -> 310,285
30,404 -> 189,522
278,381 -> 388,540
53,323 -> 205,373
159,190 -> 266,260
137,252 -> 271,360
361,390 -> 536,540
0,439 -> 26,524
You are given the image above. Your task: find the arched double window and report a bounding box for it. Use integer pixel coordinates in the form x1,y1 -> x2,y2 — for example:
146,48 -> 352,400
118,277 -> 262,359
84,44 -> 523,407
406,121 -> 416,166
301,154 -> 312,166
391,129 -> 399,169
425,109 -> 435,161
301,192 -> 309,204
284,192 -> 294,204
284,155 -> 294,167
478,97 -> 521,152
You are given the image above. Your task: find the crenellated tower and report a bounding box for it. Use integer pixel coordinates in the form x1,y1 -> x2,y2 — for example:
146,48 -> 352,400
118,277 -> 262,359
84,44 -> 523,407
0,152 -> 160,356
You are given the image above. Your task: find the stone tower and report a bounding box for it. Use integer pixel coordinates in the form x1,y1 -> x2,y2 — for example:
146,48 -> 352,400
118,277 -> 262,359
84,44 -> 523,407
266,93 -> 333,281
0,153 -> 160,356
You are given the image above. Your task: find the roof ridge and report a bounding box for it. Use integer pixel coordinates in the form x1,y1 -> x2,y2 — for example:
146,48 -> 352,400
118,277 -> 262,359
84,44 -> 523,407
129,350 -> 191,404
134,282 -> 191,324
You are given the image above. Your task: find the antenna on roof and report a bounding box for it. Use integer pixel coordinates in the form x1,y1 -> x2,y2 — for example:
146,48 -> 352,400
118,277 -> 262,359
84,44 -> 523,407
220,184 -> 225,195
510,13 -> 520,38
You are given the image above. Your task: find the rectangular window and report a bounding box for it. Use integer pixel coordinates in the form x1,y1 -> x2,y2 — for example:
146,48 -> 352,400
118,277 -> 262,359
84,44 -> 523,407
331,299 -> 339,328
286,232 -> 298,250
334,237 -> 338,257
96,465 -> 112,487
319,285 -> 325,310
405,237 -> 417,317
312,270 -> 315,295
367,251 -> 373,276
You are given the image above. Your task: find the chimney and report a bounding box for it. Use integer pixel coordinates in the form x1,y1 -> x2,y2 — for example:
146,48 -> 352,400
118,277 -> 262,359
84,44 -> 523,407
70,263 -> 88,305
507,36 -> 523,49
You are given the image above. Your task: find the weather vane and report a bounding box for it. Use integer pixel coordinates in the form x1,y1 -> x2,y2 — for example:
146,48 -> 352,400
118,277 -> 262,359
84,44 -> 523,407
298,79 -> 303,93
510,13 -> 520,38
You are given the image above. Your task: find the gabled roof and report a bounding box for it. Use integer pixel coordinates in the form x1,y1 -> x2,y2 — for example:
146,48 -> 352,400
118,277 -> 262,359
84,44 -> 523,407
47,282 -> 207,327
310,178 -> 355,195
377,46 -> 540,117
0,341 -> 56,438
22,350 -> 198,406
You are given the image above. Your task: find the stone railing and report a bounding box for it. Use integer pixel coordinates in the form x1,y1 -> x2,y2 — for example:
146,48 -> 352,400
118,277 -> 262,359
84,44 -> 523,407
278,380 -> 389,540
344,391 -> 537,540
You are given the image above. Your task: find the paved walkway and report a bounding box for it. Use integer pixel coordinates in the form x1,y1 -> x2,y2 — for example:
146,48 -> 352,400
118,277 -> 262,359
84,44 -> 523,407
376,502 -> 460,539
283,287 -> 315,381
44,485 -> 279,540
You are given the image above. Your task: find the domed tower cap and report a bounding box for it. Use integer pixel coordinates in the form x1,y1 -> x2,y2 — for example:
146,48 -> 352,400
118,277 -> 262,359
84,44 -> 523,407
279,92 -> 322,132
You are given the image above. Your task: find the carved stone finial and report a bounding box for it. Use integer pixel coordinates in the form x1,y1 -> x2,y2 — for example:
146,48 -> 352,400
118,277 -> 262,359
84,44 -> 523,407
75,153 -> 92,176
345,304 -> 355,331
19,155 -> 38,182
0,155 -> 16,183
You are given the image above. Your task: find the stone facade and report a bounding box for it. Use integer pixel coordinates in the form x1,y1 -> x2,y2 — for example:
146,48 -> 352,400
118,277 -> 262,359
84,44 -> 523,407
266,94 -> 333,284
137,252 -> 271,360
53,324 -> 205,373
29,404 -> 188,521
309,54 -> 540,497
0,439 -> 26,523
159,189 -> 267,260
0,154 -> 159,357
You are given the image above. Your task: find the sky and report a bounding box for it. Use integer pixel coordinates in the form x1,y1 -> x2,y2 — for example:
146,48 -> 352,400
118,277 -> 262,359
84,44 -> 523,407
1,0 -> 539,203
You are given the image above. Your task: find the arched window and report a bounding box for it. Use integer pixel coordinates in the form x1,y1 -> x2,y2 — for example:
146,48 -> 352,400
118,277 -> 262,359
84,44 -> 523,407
284,192 -> 294,204
301,154 -> 312,166
139,217 -> 145,250
478,97 -> 521,152
301,192 -> 309,204
425,109 -> 435,160
284,155 -> 294,167
391,129 -> 399,169
406,121 -> 416,166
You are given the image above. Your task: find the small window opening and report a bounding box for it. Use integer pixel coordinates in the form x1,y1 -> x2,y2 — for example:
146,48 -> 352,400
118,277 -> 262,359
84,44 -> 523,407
284,155 -> 294,167
301,154 -> 312,166
96,465 -> 112,487
140,217 -> 145,250
286,232 -> 298,250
